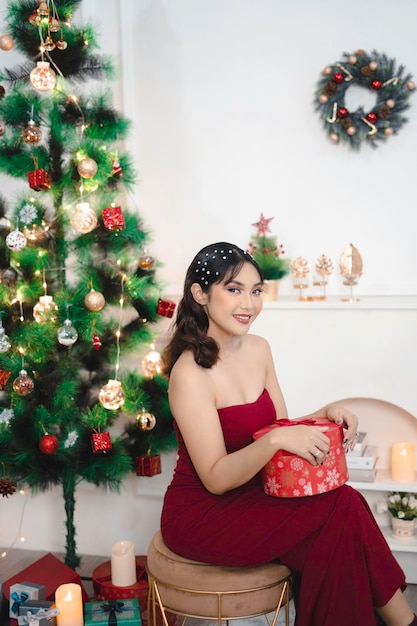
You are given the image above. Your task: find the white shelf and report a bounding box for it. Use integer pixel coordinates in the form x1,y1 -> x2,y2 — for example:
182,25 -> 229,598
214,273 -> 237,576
261,295 -> 417,311
348,469 -> 417,492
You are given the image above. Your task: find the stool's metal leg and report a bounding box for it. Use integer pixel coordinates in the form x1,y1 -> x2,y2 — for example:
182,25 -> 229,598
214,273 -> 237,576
152,579 -> 171,626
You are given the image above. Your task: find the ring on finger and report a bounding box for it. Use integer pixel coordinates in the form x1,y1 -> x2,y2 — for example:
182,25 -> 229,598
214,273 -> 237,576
313,447 -> 321,457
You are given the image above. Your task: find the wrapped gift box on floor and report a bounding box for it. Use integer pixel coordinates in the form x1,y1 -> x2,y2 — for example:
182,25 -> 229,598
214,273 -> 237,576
253,417 -> 349,497
93,556 -> 148,608
85,598 -> 141,625
4,553 -> 89,610
18,600 -> 58,626
9,582 -> 45,619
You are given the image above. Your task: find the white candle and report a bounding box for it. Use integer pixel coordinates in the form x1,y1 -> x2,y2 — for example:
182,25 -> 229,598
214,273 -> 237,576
55,583 -> 83,626
111,539 -> 137,586
391,442 -> 416,483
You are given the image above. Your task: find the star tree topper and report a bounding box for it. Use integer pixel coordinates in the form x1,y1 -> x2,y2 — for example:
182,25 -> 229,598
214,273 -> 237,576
252,213 -> 274,237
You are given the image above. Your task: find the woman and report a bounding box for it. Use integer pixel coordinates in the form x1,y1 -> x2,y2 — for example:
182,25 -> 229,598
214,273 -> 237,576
160,242 -> 415,626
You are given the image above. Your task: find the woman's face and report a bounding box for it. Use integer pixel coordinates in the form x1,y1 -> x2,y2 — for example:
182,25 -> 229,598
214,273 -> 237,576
202,262 -> 263,339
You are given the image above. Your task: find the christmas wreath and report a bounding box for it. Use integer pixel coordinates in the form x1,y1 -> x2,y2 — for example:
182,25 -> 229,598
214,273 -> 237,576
314,49 -> 415,149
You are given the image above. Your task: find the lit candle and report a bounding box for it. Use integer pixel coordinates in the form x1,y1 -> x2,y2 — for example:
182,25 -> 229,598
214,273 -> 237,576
111,539 -> 137,586
391,442 -> 416,483
55,583 -> 83,626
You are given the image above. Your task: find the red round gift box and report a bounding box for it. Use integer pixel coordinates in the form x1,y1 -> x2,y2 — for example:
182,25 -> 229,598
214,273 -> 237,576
92,556 -> 148,605
253,417 -> 349,497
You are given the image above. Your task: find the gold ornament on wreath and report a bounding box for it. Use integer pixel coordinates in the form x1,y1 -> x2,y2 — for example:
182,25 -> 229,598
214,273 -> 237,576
315,49 -> 415,148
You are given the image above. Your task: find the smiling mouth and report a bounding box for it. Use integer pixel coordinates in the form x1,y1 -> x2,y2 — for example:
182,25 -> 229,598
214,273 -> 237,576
233,314 -> 251,323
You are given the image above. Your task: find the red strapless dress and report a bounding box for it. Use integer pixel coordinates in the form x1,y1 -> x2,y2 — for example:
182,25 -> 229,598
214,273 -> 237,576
161,389 -> 405,626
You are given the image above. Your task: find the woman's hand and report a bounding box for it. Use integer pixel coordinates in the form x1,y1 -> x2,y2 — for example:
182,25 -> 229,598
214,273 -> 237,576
326,405 -> 359,451
270,424 -> 331,467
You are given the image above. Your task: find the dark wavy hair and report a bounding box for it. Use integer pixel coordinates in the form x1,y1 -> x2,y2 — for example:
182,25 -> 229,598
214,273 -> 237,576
162,242 -> 263,375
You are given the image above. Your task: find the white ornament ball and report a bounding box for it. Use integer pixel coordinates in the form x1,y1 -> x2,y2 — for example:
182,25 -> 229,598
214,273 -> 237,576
347,126 -> 356,136
0,34 -> 14,51
330,133 -> 339,143
406,80 -> 415,91
319,94 -> 328,104
348,55 -> 357,65
323,66 -> 332,76
384,127 -> 394,136
369,61 -> 378,71
57,319 -> 78,346
386,99 -> 396,109
6,229 -> 27,251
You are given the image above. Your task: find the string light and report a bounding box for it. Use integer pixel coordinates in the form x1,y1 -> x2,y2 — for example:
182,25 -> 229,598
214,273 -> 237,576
0,487 -> 29,560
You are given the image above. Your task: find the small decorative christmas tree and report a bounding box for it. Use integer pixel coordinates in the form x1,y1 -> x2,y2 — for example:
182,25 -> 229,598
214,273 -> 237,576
247,213 -> 290,280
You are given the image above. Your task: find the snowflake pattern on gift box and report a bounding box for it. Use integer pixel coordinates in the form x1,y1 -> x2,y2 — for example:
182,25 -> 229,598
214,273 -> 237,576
265,476 -> 280,496
325,467 -> 342,488
290,457 -> 304,471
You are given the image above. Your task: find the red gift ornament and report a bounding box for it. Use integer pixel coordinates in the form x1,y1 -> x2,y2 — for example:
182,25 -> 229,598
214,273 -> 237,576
337,107 -> 349,118
366,112 -> 378,124
156,298 -> 176,318
28,168 -> 51,191
92,431 -> 112,454
0,369 -> 11,389
135,454 -> 161,476
101,206 -> 125,231
253,418 -> 348,498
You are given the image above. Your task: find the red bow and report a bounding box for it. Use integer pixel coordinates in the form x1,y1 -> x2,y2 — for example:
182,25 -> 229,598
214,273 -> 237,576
275,418 -> 317,427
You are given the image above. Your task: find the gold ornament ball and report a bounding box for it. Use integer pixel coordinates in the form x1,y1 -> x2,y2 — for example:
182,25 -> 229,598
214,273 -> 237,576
13,369 -> 34,396
369,61 -> 378,71
0,34 -> 14,51
23,121 -> 42,144
346,126 -> 356,136
98,379 -> 125,410
84,289 -> 105,311
319,94 -> 328,104
70,202 -> 98,234
348,55 -> 357,65
56,39 -> 68,50
141,349 -> 163,378
139,254 -> 155,271
30,61 -> 56,91
136,411 -> 157,431
330,133 -> 339,143
77,157 -> 98,179
323,66 -> 332,76
384,127 -> 394,136
386,99 -> 396,109
406,80 -> 416,91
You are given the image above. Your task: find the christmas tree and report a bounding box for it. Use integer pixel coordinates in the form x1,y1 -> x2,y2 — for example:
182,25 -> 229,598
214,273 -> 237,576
0,0 -> 175,570
247,213 -> 290,280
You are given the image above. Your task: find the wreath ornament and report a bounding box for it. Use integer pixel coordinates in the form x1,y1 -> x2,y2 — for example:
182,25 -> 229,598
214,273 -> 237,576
314,49 -> 415,148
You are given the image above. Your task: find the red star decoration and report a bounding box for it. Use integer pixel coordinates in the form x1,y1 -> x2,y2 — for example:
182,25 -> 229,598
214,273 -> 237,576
252,213 -> 274,237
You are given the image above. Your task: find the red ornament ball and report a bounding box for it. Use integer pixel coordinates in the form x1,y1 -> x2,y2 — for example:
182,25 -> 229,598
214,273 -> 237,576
367,112 -> 378,124
332,72 -> 344,84
39,433 -> 59,454
370,79 -> 382,91
337,107 -> 349,118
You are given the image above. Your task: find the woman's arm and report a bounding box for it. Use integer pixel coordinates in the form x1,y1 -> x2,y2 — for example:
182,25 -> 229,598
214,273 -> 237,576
169,344 -> 333,495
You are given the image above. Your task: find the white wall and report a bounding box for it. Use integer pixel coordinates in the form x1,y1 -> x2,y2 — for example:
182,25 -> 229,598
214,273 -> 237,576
1,0 -> 417,562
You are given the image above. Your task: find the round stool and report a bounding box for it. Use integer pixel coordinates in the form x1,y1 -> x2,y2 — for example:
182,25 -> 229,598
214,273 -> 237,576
146,531 -> 292,626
